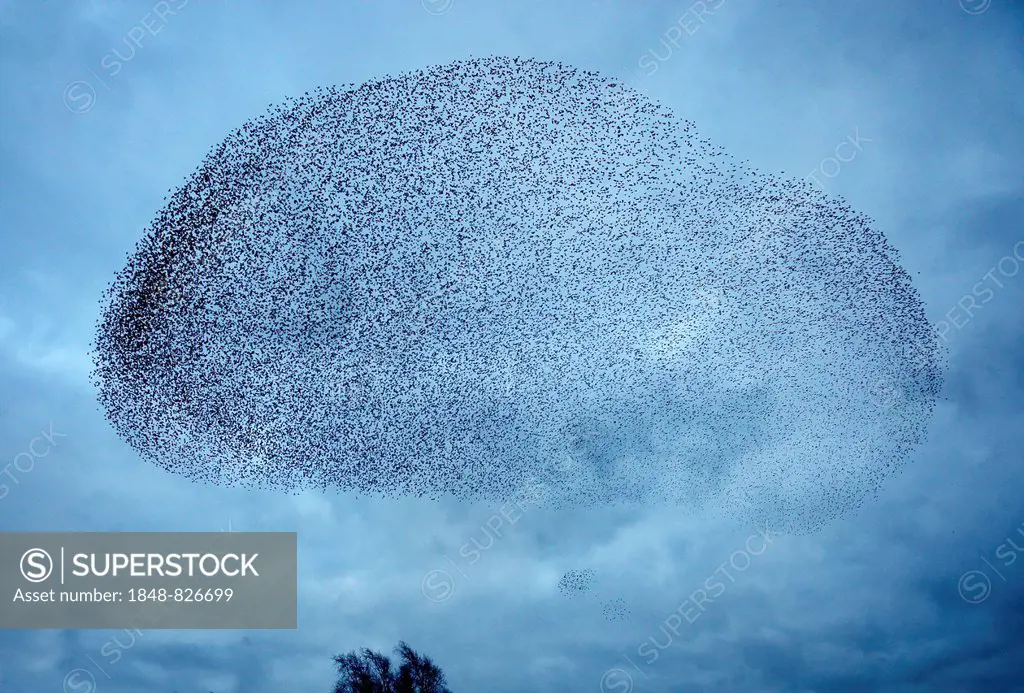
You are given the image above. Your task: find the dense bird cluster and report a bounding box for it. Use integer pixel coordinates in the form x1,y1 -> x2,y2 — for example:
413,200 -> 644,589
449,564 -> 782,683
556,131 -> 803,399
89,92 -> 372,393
92,57 -> 941,533
557,569 -> 597,599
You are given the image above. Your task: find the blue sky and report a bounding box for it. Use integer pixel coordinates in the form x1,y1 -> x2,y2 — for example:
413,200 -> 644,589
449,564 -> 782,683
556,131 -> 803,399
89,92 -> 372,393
1,1 -> 1024,691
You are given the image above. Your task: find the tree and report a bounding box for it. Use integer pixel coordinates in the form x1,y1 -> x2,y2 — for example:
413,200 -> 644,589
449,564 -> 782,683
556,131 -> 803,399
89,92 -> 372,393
333,641 -> 453,693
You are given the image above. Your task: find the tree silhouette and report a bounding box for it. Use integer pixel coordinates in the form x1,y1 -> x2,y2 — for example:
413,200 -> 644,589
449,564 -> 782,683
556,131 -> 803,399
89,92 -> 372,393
333,641 -> 453,693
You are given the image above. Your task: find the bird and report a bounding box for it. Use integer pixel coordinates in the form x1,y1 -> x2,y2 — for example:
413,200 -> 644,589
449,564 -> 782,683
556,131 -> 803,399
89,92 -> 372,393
91,56 -> 941,534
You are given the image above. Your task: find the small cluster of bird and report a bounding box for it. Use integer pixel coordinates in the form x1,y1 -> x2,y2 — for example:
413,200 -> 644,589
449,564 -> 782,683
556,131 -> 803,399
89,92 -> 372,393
558,569 -> 597,598
557,569 -> 630,623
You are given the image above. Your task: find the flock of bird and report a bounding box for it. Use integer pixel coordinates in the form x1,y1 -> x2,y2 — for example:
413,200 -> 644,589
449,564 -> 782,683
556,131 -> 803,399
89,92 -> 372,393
557,568 -> 630,623
92,57 -> 941,534
558,569 -> 598,598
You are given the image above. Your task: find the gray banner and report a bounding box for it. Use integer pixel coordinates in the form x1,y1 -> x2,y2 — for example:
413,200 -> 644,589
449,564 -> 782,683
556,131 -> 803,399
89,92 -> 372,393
0,532 -> 296,629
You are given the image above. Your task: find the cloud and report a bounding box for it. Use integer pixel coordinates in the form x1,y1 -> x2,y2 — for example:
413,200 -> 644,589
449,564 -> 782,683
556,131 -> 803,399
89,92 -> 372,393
0,0 -> 1022,691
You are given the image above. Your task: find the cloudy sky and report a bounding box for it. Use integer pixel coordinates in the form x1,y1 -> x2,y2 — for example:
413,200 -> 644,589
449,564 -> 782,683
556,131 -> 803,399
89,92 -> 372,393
1,1 -> 1023,691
